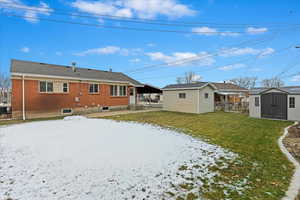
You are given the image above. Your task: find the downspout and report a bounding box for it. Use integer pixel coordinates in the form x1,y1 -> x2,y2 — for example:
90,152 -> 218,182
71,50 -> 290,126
22,75 -> 25,120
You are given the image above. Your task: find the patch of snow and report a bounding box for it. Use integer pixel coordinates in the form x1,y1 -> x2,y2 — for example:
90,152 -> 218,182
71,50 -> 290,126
63,115 -> 87,121
0,118 -> 238,199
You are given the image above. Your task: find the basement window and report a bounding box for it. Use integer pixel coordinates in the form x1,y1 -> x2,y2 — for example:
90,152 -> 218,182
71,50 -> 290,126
289,97 -> 295,108
40,81 -> 53,93
62,108 -> 73,114
179,93 -> 186,99
89,84 -> 99,94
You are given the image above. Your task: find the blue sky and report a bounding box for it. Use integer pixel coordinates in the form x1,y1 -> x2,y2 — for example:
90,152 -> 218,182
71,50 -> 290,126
1,0 -> 300,87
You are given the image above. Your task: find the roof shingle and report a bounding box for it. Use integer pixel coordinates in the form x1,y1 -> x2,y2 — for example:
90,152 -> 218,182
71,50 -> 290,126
10,59 -> 143,86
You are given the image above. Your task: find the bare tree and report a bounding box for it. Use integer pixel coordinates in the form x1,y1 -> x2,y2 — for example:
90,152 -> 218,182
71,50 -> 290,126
0,72 -> 10,89
229,77 -> 258,89
176,71 -> 202,84
261,77 -> 285,88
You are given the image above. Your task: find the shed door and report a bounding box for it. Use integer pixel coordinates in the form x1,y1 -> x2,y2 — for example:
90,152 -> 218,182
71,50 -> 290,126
261,93 -> 287,120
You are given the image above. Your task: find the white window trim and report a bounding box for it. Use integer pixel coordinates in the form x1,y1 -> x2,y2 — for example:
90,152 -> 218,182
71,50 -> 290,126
110,85 -> 127,97
39,81 -> 54,93
119,85 -> 127,97
89,83 -> 100,94
63,82 -> 69,93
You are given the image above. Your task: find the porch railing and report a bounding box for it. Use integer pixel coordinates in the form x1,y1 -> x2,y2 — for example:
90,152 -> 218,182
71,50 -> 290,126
215,102 -> 249,113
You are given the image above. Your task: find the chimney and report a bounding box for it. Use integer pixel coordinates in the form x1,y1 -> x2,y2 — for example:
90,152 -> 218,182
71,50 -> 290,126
71,62 -> 76,72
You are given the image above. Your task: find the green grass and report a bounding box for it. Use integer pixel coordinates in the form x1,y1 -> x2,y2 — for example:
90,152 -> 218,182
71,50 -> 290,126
103,111 -> 294,200
0,116 -> 64,127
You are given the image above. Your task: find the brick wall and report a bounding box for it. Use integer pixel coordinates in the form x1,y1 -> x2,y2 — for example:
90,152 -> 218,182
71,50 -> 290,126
12,79 -> 131,118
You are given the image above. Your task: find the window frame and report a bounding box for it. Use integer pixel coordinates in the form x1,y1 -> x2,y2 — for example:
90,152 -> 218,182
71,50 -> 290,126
255,97 -> 260,107
178,93 -> 186,99
119,86 -> 127,96
289,97 -> 296,108
39,81 -> 54,93
89,84 -> 99,94
204,93 -> 209,99
63,82 -> 69,93
110,85 -> 118,96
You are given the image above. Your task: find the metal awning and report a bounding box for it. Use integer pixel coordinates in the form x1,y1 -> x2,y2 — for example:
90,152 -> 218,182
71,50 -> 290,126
216,91 -> 244,95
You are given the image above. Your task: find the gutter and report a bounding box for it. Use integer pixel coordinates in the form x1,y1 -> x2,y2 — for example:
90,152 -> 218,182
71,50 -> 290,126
279,122 -> 300,200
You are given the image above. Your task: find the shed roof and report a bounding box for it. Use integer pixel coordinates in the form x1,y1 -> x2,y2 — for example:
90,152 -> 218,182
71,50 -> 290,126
10,59 -> 143,86
250,86 -> 300,95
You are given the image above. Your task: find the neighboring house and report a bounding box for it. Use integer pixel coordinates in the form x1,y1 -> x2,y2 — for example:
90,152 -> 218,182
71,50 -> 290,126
10,59 -> 144,119
249,86 -> 300,121
162,82 -> 248,114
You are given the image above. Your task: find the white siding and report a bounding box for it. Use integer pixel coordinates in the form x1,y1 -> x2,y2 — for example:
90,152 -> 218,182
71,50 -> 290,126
288,95 -> 300,121
163,89 -> 199,113
249,95 -> 261,118
198,86 -> 215,113
162,85 -> 215,114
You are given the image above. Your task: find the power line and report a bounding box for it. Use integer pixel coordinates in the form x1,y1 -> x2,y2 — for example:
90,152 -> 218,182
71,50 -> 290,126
2,2 -> 300,27
136,44 -> 296,82
2,13 -> 256,35
125,33 -> 281,74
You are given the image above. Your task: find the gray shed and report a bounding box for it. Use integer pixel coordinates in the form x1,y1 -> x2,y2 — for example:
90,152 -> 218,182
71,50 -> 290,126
249,86 -> 300,121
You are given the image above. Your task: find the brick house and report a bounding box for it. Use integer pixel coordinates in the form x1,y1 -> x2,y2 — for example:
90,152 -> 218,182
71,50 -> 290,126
10,59 -> 144,119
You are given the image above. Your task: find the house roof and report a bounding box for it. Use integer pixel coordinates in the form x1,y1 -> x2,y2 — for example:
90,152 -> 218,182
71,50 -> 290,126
10,59 -> 143,86
162,82 -> 209,90
212,82 -> 248,92
250,86 -> 300,95
162,82 -> 247,92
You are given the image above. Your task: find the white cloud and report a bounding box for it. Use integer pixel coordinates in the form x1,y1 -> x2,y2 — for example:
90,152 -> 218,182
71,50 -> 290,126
246,27 -> 268,35
191,74 -> 202,82
291,75 -> 300,82
20,47 -> 29,53
192,26 -> 240,37
258,47 -> 275,58
0,0 -> 52,23
55,51 -> 63,56
71,0 -> 196,19
219,47 -> 275,57
146,51 -> 215,67
218,63 -> 246,71
130,58 -> 141,63
74,46 -> 142,56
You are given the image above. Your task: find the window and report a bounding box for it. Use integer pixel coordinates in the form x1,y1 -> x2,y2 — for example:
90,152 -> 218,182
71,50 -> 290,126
129,88 -> 134,96
89,84 -> 99,93
63,83 -> 68,93
255,97 -> 260,107
119,86 -> 127,96
39,81 -> 53,93
179,93 -> 186,99
62,108 -> 72,114
289,97 -> 295,108
110,85 -> 118,96
205,93 -> 209,99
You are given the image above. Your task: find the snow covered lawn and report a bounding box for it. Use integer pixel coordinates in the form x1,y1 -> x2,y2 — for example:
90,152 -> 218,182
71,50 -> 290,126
1,116 -> 239,200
